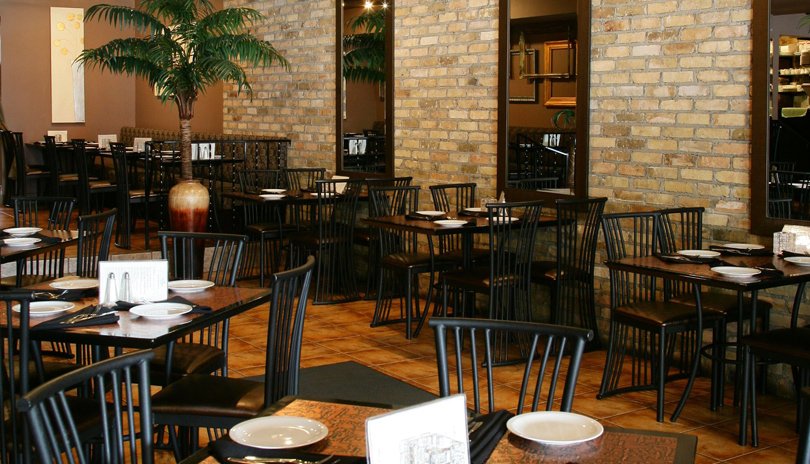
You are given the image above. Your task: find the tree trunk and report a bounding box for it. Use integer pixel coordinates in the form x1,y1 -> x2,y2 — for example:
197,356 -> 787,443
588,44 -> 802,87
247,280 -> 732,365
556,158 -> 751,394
176,90 -> 196,180
179,118 -> 192,180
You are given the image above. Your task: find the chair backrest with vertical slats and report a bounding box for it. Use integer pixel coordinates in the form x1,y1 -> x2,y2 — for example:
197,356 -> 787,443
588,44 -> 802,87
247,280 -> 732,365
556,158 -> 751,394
429,317 -> 592,414
76,209 -> 116,278
601,212 -> 660,307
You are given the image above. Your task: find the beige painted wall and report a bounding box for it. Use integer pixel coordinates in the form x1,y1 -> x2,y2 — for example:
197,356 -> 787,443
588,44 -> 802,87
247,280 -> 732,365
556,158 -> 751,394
0,0 -> 136,144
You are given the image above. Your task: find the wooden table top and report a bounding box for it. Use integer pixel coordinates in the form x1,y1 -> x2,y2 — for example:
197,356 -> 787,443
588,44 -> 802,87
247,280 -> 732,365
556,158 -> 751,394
15,280 -> 272,349
0,229 -> 78,264
183,397 -> 696,464
363,213 -> 558,235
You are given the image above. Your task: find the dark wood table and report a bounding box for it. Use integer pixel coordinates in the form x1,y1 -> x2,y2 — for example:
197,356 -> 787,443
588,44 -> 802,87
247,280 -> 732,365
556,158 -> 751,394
1,229 -> 79,286
605,252 -> 810,422
363,213 -> 557,267
181,396 -> 697,464
16,282 -> 271,350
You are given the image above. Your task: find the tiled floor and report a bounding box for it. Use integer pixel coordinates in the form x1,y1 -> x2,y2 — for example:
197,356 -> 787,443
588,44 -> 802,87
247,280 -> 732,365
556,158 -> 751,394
225,298 -> 800,464
0,207 -> 802,463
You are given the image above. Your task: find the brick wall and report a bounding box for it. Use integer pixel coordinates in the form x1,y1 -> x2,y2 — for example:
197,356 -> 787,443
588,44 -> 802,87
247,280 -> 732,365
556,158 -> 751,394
224,0 -> 807,396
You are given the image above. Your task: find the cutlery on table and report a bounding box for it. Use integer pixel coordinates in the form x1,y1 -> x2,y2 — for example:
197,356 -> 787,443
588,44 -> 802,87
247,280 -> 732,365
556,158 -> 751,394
33,290 -> 69,300
227,455 -> 334,464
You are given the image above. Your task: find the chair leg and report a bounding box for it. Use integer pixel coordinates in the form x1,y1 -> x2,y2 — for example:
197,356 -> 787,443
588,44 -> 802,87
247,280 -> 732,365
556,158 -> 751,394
656,329 -> 666,423
259,235 -> 266,287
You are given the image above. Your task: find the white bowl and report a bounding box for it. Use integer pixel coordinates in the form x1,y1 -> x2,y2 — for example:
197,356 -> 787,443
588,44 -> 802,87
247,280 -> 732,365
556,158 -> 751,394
415,210 -> 445,217
677,250 -> 720,258
435,220 -> 468,228
4,227 -> 42,237
710,266 -> 761,278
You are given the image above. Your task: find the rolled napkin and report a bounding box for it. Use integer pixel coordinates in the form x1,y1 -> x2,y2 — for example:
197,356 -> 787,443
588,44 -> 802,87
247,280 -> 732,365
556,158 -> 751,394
709,245 -> 772,257
33,233 -> 62,244
34,289 -> 97,302
469,410 -> 514,464
32,306 -> 119,331
112,295 -> 212,314
406,211 -> 447,221
209,436 -> 364,464
458,209 -> 489,218
655,254 -> 719,265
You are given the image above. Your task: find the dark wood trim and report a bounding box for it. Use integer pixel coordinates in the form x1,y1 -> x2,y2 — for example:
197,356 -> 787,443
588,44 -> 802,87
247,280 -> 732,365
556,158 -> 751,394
336,3 -> 395,179
497,0 -> 590,201
751,0 -> 779,236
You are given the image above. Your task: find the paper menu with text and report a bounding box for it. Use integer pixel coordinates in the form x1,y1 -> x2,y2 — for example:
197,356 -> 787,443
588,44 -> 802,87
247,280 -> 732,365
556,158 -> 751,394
98,260 -> 168,304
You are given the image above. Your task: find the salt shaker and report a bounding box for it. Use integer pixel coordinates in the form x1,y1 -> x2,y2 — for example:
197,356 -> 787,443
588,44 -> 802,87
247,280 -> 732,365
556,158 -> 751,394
120,272 -> 131,303
103,272 -> 118,308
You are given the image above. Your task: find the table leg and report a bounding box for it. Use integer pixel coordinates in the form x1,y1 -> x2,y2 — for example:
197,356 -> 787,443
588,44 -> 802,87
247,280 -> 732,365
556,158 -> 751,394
671,283 -> 703,422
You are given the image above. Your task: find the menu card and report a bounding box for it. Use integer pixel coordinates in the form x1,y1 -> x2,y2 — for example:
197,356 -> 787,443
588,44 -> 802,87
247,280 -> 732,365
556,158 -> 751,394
365,394 -> 469,463
97,134 -> 117,149
98,260 -> 168,304
47,130 -> 68,143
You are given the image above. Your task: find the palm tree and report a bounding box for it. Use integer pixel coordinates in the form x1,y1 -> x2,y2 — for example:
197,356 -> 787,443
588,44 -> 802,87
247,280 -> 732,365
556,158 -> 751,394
78,0 -> 289,180
343,7 -> 386,85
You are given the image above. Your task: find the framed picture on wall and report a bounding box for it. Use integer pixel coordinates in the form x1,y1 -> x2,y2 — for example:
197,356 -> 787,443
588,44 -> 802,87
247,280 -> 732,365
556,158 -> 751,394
509,49 -> 538,103
543,40 -> 577,107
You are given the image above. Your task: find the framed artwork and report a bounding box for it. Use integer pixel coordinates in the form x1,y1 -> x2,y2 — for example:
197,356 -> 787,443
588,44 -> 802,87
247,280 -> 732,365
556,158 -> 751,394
50,7 -> 85,123
509,49 -> 537,103
543,40 -> 577,107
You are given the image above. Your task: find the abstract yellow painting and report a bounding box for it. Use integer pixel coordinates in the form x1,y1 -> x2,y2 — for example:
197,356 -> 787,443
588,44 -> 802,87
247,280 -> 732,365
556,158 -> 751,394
50,7 -> 85,123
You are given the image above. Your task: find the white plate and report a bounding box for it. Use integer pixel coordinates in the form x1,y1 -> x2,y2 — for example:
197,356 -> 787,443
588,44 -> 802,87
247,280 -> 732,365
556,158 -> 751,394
506,411 -> 604,445
50,278 -> 99,290
130,303 -> 192,319
711,266 -> 761,278
724,243 -> 765,250
785,256 -> 810,266
261,188 -> 287,194
260,194 -> 285,200
677,250 -> 721,258
415,210 -> 445,217
12,301 -> 75,316
229,416 -> 328,449
435,220 -> 469,228
4,227 -> 42,237
3,238 -> 41,247
463,207 -> 486,213
168,280 -> 215,293
489,216 -> 518,224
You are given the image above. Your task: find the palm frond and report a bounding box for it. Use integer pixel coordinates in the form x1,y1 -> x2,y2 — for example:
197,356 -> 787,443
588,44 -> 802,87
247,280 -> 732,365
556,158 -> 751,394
197,8 -> 265,36
196,57 -> 252,95
199,34 -> 290,70
85,4 -> 169,35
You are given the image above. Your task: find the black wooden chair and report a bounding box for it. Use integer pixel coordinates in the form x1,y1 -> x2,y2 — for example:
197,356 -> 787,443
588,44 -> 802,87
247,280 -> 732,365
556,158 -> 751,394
151,256 -> 315,459
530,197 -> 606,351
76,209 -> 116,278
17,350 -> 156,464
2,131 -> 49,197
356,176 -> 413,299
598,211 -> 722,422
738,282 -> 810,446
428,182 -> 488,267
0,292 -> 80,463
429,317 -> 593,414
658,206 -> 772,409
74,140 -> 116,215
42,134 -> 80,197
369,185 -> 456,339
158,231 -> 248,286
439,200 -> 545,364
236,169 -> 294,285
288,179 -> 363,304
110,142 -> 161,250
154,231 -> 248,385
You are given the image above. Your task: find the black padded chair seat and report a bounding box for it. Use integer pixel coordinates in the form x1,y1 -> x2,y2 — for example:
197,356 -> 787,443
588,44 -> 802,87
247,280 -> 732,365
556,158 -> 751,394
380,252 -> 456,271
289,231 -> 349,249
614,301 -> 719,328
741,327 -> 810,362
151,372 -> 264,421
436,248 -> 489,266
670,292 -> 773,320
150,343 -> 225,385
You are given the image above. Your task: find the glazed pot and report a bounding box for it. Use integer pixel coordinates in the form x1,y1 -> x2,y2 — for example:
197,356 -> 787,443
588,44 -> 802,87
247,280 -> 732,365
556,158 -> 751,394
168,179 -> 209,278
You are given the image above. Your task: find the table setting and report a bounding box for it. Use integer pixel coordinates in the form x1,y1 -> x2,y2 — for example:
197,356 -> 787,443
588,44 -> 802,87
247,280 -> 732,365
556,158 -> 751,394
0,227 -> 63,246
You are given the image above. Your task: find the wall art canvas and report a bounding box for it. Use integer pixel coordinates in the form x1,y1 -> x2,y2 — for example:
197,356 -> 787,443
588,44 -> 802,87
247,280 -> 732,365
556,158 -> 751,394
50,7 -> 85,123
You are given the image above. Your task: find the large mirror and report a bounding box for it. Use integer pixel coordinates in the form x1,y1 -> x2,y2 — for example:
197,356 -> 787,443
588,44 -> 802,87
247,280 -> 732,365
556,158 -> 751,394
752,0 -> 810,234
497,0 -> 590,200
336,0 -> 394,177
